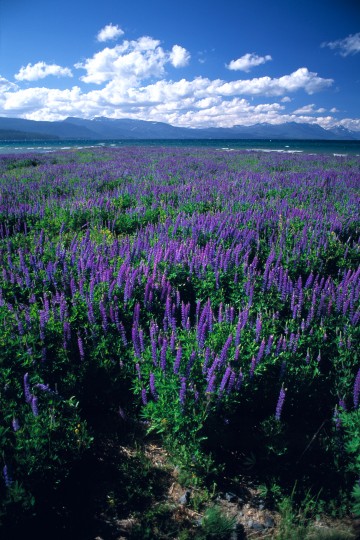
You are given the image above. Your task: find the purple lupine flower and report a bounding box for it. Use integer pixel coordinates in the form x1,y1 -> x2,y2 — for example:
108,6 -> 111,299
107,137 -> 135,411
206,373 -> 216,394
141,387 -> 148,405
24,373 -> 31,403
185,350 -> 196,378
275,336 -> 283,356
227,369 -> 236,394
275,386 -> 286,421
34,383 -> 51,392
181,302 -> 187,328
207,354 -> 220,380
256,338 -> 266,363
351,310 -> 360,326
197,321 -> 207,350
139,329 -> 145,354
99,301 -> 108,332
3,465 -> 12,488
235,369 -> 243,390
201,347 -> 211,374
305,349 -> 310,364
179,377 -> 187,407
77,334 -> 85,360
31,395 -> 39,417
164,295 -> 171,322
135,363 -> 142,380
150,334 -> 158,366
235,321 -> 242,349
305,272 -> 314,289
170,330 -> 176,352
124,275 -> 133,304
289,333 -> 296,350
144,280 -> 152,304
132,324 -> 141,359
119,321 -> 128,346
218,303 -> 223,323
133,302 -> 141,325
87,302 -> 96,325
219,366 -> 232,395
17,318 -> 24,336
219,334 -> 233,367
255,314 -> 262,342
63,320 -> 71,344
208,304 -> 214,333
174,346 -> 182,374
12,418 -> 20,432
249,356 -> 256,379
160,338 -> 167,373
39,310 -> 46,341
353,367 -> 360,409
265,335 -> 274,356
339,398 -> 347,411
149,373 -> 158,401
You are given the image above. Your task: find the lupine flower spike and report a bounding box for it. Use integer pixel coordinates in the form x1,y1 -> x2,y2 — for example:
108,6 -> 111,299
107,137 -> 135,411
275,385 -> 286,421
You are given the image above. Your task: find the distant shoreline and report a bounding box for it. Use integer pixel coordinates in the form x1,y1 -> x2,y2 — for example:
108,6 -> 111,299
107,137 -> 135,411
1,138 -> 360,157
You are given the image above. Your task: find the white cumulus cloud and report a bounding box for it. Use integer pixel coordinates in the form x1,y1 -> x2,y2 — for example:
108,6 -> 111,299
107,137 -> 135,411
75,37 -> 189,85
1,65 -> 335,126
1,79 -> 355,130
321,32 -> 360,56
226,53 -> 272,72
214,68 -> 333,97
97,24 -> 124,42
293,104 -> 327,114
0,76 -> 19,92
169,45 -> 190,67
14,62 -> 73,81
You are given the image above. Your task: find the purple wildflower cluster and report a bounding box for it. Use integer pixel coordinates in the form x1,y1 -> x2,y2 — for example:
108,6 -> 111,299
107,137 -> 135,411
0,147 -> 359,497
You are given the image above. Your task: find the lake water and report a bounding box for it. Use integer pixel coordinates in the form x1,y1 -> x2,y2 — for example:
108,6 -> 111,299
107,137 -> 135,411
0,138 -> 360,156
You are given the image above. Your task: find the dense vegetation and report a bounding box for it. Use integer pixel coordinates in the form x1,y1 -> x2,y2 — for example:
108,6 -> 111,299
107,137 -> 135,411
0,147 -> 359,538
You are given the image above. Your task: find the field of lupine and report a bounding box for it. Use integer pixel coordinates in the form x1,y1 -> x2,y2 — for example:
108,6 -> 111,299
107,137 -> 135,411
0,146 -> 359,536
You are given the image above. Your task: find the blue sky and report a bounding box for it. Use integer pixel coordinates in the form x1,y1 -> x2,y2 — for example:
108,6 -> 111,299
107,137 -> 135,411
0,0 -> 359,130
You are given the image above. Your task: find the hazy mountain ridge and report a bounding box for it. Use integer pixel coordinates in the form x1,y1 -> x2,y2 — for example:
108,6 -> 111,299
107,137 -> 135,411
0,129 -> 58,141
0,116 -> 359,140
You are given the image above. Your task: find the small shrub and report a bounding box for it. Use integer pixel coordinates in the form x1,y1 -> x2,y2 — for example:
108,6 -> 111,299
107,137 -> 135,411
197,505 -> 236,539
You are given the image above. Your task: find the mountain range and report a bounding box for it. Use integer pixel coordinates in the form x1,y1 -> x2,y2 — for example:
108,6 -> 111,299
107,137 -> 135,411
0,116 -> 359,141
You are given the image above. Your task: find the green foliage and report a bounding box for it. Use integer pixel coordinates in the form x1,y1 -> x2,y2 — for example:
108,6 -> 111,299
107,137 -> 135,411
276,487 -> 318,540
196,505 -> 237,539
129,503 -> 179,539
350,482 -> 360,517
335,409 -> 360,516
